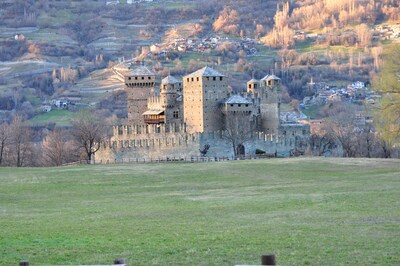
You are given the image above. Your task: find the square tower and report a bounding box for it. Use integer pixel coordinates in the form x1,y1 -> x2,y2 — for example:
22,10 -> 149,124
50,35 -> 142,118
183,67 -> 228,133
125,66 -> 160,124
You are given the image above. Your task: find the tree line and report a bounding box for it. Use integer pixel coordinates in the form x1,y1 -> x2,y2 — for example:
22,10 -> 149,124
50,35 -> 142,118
0,111 -> 105,167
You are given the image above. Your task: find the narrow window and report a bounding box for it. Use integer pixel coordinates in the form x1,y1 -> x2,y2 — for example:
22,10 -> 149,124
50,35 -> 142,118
213,77 -> 216,81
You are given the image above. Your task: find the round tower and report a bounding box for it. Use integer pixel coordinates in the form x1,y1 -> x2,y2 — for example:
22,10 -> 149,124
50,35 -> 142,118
161,75 -> 179,108
160,75 -> 182,125
259,74 -> 281,133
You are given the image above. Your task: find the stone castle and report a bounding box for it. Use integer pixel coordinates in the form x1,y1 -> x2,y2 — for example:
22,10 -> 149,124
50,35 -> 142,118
94,66 -> 309,163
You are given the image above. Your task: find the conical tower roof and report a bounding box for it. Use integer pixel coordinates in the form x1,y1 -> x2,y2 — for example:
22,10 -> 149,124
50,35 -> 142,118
161,75 -> 179,84
261,74 -> 280,81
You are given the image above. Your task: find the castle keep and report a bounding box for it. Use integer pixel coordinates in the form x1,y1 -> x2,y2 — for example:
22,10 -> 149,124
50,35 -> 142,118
94,66 -> 309,163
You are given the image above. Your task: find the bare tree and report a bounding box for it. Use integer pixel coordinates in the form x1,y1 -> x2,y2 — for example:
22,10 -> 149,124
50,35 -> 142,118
355,23 -> 372,48
8,115 -> 33,167
325,111 -> 359,157
309,133 -> 336,156
223,111 -> 255,157
260,2 -> 294,48
42,128 -> 77,166
378,137 -> 394,158
0,122 -> 10,165
213,7 -> 240,35
71,110 -> 106,164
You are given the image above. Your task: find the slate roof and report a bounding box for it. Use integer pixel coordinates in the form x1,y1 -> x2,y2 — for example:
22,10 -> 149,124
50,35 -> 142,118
261,74 -> 280,81
225,95 -> 252,104
184,66 -> 225,78
161,75 -> 180,84
247,78 -> 259,83
127,66 -> 156,76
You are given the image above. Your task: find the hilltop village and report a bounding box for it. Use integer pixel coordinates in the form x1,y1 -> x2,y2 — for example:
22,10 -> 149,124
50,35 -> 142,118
94,66 -> 309,163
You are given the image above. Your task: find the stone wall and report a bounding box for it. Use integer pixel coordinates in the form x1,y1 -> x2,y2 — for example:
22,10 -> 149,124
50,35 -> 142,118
94,123 -> 308,163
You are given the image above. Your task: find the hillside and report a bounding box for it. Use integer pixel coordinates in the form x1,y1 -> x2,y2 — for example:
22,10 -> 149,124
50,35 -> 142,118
0,0 -> 399,124
0,158 -> 399,265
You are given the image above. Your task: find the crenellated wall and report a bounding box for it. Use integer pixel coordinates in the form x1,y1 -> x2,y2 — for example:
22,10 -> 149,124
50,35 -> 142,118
94,123 -> 308,164
147,96 -> 162,110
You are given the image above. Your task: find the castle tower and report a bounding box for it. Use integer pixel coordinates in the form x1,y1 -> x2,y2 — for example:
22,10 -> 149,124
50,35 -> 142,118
125,66 -> 160,124
221,95 -> 256,156
183,66 -> 228,133
259,74 -> 281,133
247,78 -> 259,95
160,75 -> 183,125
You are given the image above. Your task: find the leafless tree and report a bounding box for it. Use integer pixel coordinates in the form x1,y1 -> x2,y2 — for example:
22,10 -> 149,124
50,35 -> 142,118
320,102 -> 362,157
8,115 -> 33,167
42,128 -> 78,166
355,23 -> 372,48
213,7 -> 240,35
0,122 -> 10,166
380,139 -> 393,158
309,133 -> 336,156
223,111 -> 255,157
71,110 -> 106,164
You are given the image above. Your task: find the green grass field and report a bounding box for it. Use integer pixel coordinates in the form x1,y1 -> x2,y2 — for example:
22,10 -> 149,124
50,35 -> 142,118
29,109 -> 75,127
0,158 -> 399,265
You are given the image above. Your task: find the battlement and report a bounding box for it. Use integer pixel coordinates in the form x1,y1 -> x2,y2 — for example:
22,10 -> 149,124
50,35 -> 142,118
96,124 -> 304,164
111,122 -> 308,139
103,129 -> 295,150
108,122 -> 301,148
112,123 -> 187,138
147,96 -> 162,109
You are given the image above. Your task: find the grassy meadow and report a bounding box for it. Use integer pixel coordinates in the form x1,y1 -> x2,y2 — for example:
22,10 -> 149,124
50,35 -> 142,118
29,109 -> 75,127
0,158 -> 399,265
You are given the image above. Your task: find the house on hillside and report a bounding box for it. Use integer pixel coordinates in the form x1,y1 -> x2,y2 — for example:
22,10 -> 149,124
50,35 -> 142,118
106,1 -> 119,6
42,105 -> 52,113
52,99 -> 69,109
